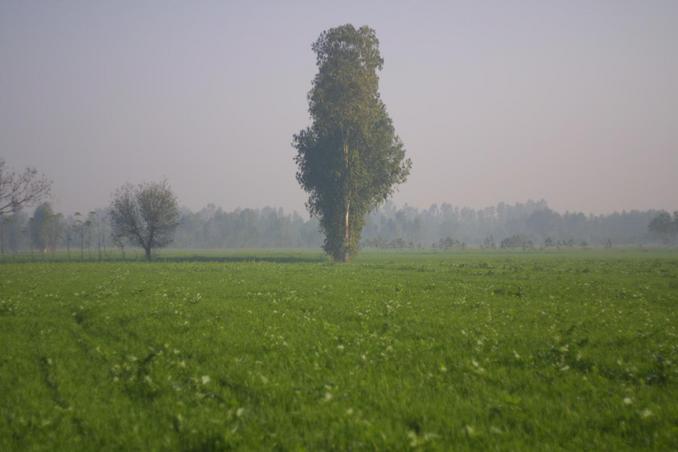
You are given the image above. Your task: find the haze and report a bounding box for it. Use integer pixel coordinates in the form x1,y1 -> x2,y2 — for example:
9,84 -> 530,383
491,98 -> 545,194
1,0 -> 677,216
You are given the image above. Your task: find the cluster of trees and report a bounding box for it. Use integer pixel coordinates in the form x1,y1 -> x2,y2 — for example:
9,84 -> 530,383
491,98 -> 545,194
0,158 -> 53,254
648,211 -> 678,244
0,163 -> 178,260
174,205 -> 321,249
361,200 -> 661,248
0,205 -> 114,258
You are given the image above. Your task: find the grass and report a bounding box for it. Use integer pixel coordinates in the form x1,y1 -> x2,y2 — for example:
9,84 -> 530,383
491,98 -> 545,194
1,249 -> 677,450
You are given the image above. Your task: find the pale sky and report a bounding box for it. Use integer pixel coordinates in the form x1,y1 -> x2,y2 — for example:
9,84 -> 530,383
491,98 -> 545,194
1,0 -> 677,215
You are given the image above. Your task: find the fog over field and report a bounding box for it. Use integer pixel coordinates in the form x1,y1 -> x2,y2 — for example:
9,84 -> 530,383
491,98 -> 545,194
2,0 -> 677,216
2,3 -> 678,449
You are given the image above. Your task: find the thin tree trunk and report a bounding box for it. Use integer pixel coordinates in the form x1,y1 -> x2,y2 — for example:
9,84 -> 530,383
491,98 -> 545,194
343,198 -> 350,262
0,218 -> 4,255
144,246 -> 151,261
342,141 -> 351,262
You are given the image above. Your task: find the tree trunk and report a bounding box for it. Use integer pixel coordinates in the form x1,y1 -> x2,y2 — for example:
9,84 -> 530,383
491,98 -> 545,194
144,246 -> 151,261
342,141 -> 351,263
342,198 -> 350,262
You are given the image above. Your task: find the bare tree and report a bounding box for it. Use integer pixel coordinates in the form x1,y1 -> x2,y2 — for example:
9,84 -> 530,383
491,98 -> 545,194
110,180 -> 179,261
0,159 -> 51,216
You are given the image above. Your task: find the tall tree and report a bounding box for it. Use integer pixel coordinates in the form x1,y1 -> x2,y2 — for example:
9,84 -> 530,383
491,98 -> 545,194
109,180 -> 179,260
293,24 -> 411,261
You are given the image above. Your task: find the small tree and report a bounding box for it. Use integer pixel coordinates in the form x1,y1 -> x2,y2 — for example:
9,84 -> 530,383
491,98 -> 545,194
110,180 -> 179,260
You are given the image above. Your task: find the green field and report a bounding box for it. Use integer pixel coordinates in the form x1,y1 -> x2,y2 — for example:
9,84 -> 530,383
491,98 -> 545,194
1,250 -> 677,450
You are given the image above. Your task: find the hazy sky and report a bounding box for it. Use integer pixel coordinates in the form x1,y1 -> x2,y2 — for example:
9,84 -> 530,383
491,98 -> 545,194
1,0 -> 677,215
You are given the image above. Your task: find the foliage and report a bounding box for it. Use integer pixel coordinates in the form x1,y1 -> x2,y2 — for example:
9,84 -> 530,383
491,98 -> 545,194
0,250 -> 677,449
294,24 -> 411,261
109,180 -> 179,260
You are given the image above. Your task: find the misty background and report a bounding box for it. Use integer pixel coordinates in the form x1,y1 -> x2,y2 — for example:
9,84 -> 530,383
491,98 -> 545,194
1,200 -> 670,256
1,1 -> 677,231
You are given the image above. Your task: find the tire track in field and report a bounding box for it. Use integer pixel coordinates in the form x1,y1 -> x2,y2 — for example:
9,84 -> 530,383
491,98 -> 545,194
36,356 -> 88,437
37,356 -> 68,409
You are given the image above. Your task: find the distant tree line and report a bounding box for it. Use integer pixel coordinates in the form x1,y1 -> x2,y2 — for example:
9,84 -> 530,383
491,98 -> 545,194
1,198 -> 674,257
648,211 -> 678,244
361,200 -> 665,249
173,205 -> 322,249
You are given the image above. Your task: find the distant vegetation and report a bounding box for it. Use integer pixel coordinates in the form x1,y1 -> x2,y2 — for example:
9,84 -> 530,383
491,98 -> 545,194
0,199 -> 673,257
648,211 -> 678,244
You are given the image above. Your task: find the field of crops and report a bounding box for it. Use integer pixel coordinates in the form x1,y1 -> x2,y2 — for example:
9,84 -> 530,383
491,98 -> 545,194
1,249 -> 677,450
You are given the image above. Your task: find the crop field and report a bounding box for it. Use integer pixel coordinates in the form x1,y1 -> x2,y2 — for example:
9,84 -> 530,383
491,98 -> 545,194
1,250 -> 677,450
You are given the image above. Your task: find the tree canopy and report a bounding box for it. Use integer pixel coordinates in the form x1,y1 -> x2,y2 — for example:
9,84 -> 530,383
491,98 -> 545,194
293,24 -> 411,261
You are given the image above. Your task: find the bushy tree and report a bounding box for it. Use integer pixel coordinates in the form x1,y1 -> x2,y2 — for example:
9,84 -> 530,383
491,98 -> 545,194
109,180 -> 179,260
293,24 -> 411,261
